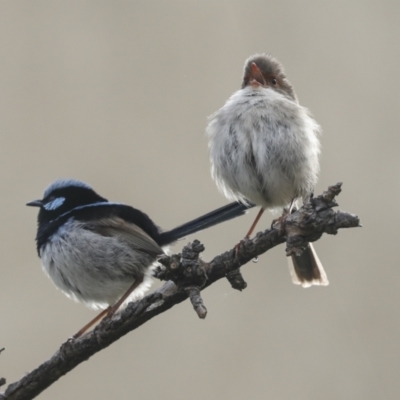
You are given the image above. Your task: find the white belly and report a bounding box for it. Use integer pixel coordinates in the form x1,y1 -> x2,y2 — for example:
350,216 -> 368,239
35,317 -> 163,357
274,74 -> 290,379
40,220 -> 156,309
206,86 -> 320,210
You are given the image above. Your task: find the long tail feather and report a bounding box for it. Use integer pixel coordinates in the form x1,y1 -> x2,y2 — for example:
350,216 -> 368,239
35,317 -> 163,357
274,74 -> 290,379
158,201 -> 254,246
288,243 -> 329,288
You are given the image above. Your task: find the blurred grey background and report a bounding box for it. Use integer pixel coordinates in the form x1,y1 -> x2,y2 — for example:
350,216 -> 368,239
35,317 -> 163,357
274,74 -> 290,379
0,1 -> 399,399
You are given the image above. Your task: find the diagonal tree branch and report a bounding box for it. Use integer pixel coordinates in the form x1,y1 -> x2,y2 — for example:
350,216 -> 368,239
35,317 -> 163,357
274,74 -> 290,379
0,183 -> 360,400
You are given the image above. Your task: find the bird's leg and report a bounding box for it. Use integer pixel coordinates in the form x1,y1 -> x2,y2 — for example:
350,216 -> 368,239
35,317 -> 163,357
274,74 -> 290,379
73,307 -> 111,339
105,276 -> 144,317
72,277 -> 144,338
271,198 -> 297,233
287,198 -> 296,214
235,207 -> 265,257
245,207 -> 265,238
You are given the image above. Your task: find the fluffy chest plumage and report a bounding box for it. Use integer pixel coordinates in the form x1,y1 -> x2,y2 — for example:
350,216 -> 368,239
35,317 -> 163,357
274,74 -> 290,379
206,86 -> 321,209
39,219 -> 159,309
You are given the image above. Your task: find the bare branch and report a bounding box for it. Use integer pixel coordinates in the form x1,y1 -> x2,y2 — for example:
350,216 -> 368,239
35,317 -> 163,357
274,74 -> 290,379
0,183 -> 360,400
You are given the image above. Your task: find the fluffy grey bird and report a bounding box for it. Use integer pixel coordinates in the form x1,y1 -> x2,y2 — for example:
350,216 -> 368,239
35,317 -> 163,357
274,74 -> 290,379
206,54 -> 328,287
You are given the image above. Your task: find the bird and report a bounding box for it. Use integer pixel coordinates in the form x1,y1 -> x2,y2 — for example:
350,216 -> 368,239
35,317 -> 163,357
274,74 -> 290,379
206,53 -> 328,287
27,178 -> 253,336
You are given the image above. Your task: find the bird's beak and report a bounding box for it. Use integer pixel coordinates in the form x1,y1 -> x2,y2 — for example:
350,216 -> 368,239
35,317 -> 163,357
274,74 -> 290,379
249,62 -> 266,87
26,199 -> 43,207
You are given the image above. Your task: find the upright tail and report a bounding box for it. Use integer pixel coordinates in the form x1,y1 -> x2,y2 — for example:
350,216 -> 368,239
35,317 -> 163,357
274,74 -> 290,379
158,201 -> 255,246
288,243 -> 329,287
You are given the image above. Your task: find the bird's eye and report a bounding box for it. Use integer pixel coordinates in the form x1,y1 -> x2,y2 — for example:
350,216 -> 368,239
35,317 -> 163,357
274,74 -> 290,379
271,78 -> 278,85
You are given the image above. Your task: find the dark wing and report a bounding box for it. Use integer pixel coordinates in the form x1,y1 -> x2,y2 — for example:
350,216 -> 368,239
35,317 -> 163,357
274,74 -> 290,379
86,217 -> 164,258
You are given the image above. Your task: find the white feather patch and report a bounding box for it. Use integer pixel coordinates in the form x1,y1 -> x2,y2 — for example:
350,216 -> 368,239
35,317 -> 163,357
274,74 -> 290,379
44,197 -> 65,210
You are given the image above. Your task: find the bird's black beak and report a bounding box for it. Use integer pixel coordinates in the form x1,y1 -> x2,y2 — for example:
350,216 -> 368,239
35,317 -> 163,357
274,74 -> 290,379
26,199 -> 43,207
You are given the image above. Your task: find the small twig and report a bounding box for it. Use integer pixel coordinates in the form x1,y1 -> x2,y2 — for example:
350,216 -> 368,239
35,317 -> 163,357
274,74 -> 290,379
185,286 -> 207,318
226,269 -> 247,290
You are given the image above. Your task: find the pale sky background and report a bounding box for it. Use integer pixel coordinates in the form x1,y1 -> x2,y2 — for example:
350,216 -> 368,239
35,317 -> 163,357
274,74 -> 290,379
1,1 -> 399,399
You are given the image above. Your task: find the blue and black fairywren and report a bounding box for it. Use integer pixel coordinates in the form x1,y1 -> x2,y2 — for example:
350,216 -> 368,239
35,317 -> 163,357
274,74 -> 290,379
27,179 -> 253,336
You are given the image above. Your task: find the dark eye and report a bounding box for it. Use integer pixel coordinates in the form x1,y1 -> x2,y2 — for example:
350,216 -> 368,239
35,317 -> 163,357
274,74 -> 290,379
271,77 -> 277,85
